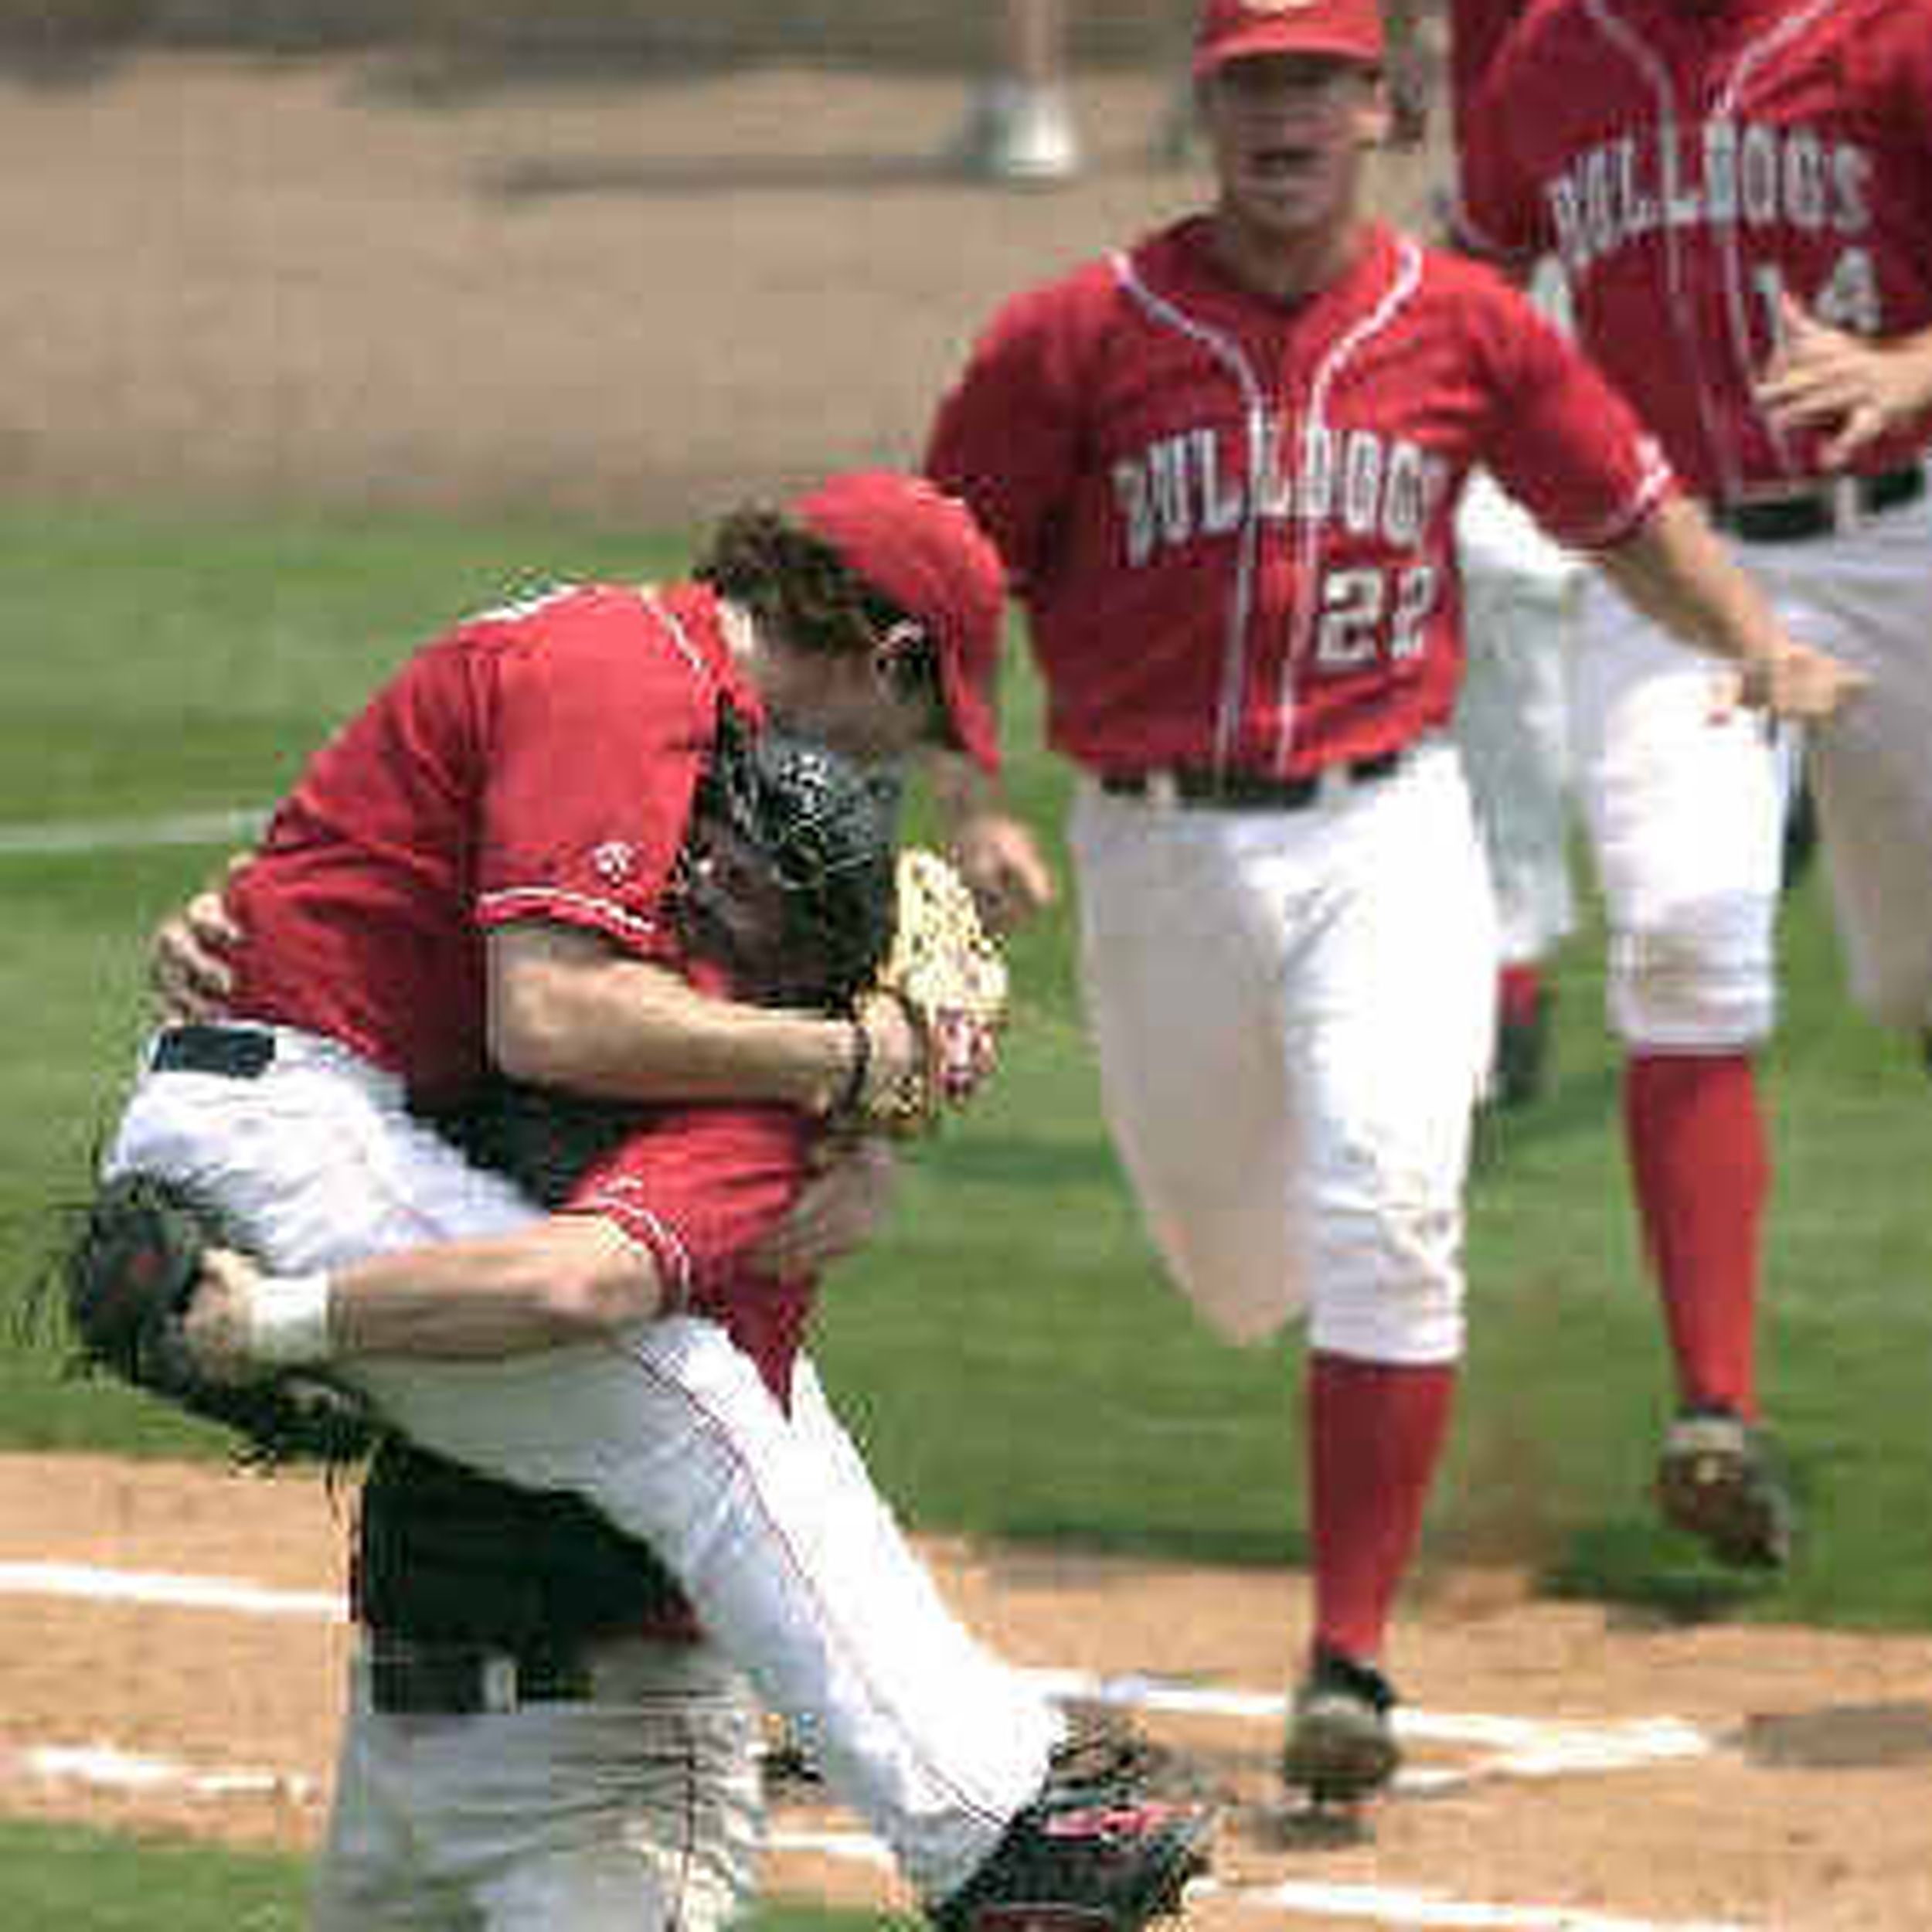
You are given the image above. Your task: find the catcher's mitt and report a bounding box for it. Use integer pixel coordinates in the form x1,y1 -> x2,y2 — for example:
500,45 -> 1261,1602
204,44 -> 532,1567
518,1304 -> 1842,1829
850,846 -> 1010,1135
49,1172 -> 377,1468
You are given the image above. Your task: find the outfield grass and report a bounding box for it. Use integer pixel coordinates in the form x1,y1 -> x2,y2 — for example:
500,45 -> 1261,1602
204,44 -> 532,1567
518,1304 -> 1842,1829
0,1818 -> 892,1932
4,498 -> 1930,1640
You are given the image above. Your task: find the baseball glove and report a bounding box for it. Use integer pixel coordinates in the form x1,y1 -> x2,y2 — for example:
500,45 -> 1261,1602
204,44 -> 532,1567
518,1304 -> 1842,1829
850,846 -> 1010,1135
674,711 -> 1009,1135
47,1171 -> 378,1468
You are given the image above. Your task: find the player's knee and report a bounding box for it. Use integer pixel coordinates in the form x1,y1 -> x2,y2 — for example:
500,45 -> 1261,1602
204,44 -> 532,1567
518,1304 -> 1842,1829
1609,896 -> 1777,1049
1307,1203 -> 1465,1364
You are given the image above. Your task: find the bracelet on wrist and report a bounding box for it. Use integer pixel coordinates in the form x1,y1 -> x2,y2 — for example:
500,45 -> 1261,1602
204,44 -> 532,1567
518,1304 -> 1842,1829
246,1271 -> 333,1366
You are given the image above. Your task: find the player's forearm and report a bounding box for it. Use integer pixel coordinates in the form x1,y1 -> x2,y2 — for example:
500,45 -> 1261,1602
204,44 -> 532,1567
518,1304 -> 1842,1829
489,922 -> 858,1116
253,1217 -> 664,1364
1594,496 -> 1789,669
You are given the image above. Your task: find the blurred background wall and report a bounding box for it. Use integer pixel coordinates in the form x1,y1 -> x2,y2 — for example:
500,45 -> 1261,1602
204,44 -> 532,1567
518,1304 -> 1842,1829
0,0 -> 1181,70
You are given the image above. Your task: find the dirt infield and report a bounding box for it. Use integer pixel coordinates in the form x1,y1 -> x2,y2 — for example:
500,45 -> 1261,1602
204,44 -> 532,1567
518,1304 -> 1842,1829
6,51 -> 1932,1930
4,1456 -> 1932,1930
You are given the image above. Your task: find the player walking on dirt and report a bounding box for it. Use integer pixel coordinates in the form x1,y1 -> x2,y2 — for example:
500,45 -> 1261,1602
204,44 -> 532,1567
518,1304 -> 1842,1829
1455,0 -> 1932,1572
923,0 -> 1862,1808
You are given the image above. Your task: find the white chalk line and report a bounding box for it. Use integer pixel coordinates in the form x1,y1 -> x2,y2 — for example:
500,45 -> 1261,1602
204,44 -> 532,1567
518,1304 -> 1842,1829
0,806 -> 266,858
0,1561 -> 1713,1783
6,1742 -> 1749,1932
1192,1877 -> 1750,1932
14,1741 -> 319,1808
0,1560 -> 344,1621
0,802 -> 1760,1929
0,1557 -> 1747,1930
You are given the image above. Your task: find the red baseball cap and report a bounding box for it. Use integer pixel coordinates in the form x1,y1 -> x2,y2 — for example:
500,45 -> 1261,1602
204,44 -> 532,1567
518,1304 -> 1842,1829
1192,0 -> 1386,77
793,471 -> 1005,774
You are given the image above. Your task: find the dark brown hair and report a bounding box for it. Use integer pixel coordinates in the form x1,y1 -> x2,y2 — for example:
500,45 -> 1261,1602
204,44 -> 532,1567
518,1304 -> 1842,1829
694,506 -> 893,662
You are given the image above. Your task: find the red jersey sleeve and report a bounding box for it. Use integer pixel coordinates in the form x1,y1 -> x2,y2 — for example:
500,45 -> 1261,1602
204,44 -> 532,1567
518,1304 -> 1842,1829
1464,268 -> 1676,549
1447,0 -> 1531,161
567,1103 -> 817,1407
1451,5 -> 1556,270
474,586 -> 747,961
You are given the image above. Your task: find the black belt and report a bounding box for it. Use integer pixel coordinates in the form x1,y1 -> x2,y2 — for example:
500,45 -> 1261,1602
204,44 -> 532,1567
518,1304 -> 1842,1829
1100,749 -> 1404,810
367,1638 -> 596,1715
1712,464 -> 1923,543
151,1024 -> 276,1079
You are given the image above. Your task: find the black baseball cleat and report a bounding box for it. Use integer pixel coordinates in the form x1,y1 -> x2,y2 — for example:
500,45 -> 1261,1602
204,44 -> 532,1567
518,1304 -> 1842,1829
1281,1646 -> 1400,1807
1655,1407 -> 1795,1569
928,1736 -> 1214,1932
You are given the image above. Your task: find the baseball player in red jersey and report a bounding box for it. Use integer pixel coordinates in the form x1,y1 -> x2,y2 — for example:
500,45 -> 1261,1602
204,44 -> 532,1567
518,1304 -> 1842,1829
1457,0 -> 1932,1570
1444,0 -> 1522,156
177,730 -> 1209,1931
98,475 -> 1212,1923
925,0 -> 1859,1805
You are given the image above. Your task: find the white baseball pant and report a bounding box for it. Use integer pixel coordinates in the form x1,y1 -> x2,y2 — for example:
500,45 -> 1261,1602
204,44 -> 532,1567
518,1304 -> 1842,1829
1069,740 -> 1496,1362
104,1030 -> 1060,1905
1454,471 -> 1580,967
313,1638 -> 763,1932
1571,468 -> 1932,1048
1570,573 -> 1787,1052
1747,477 -> 1932,1034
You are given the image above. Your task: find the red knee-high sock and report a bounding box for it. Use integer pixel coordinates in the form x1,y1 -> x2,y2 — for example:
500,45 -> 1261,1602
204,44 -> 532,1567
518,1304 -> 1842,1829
1308,1352 -> 1458,1666
1497,961 -> 1543,1029
1623,1051 -> 1769,1420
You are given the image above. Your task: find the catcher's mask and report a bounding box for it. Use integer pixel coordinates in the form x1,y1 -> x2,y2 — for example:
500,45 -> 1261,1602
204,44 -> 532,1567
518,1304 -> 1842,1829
674,712 -> 900,1012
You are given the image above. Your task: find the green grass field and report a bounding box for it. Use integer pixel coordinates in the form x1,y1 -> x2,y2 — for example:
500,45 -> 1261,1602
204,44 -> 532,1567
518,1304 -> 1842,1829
3,499 -> 1930,1920
0,1818 -> 892,1932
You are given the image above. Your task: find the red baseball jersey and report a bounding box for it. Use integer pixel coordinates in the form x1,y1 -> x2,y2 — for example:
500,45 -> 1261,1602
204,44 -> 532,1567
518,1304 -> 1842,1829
1458,0 -> 1932,497
1448,0 -> 1529,161
570,1100 -> 817,1406
923,216 -> 1670,777
230,582 -> 758,1104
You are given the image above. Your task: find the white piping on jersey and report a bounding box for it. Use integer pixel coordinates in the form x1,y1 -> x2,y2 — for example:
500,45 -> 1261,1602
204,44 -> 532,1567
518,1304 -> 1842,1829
635,583 -> 717,688
478,884 -> 666,949
589,1184 -> 699,1311
1579,1 -> 1730,492
1582,0 -> 1842,495
1111,238 -> 1427,772
1117,236 -> 1430,774
473,582 -> 716,947
1278,239 -> 1426,768
1706,0 -> 1843,485
1112,250 -> 1270,771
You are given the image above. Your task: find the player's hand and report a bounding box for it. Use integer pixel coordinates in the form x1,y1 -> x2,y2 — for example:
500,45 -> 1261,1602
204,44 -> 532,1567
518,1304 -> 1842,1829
1719,640 -> 1867,723
947,808 -> 1057,934
752,1134 -> 899,1278
150,855 -> 248,1023
1757,293 -> 1932,470
179,1249 -> 264,1383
